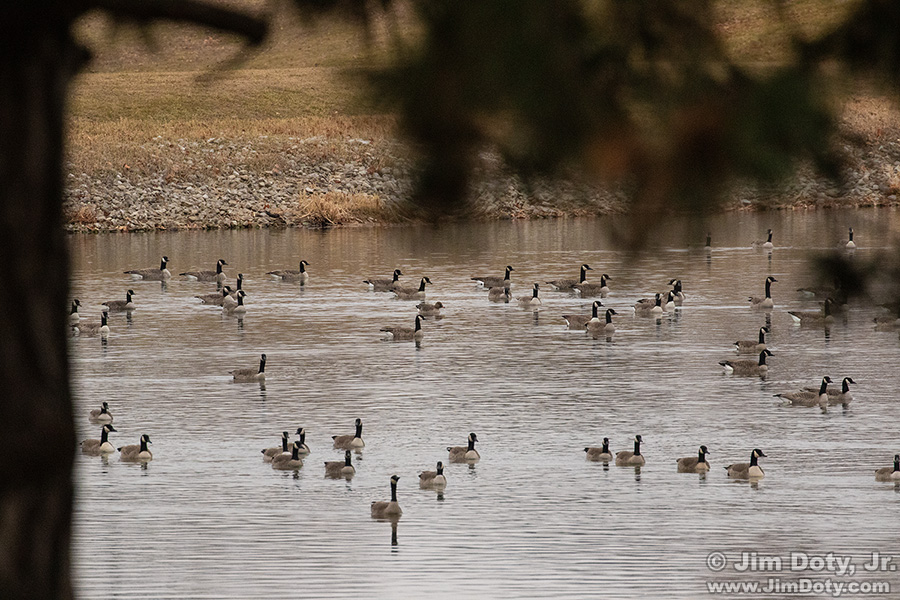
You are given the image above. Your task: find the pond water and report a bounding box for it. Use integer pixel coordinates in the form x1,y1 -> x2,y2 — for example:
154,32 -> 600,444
70,209 -> 900,599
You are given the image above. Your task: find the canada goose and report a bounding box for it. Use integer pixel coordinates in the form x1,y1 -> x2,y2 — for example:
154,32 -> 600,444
734,327 -> 769,353
364,269 -> 403,292
749,276 -> 777,309
471,265 -> 514,289
222,287 -> 238,310
73,313 -> 110,338
447,432 -> 480,462
268,260 -> 310,283
196,286 -> 233,306
371,475 -> 402,518
416,301 -> 444,317
419,461 -> 447,489
332,418 -> 365,450
574,274 -> 611,298
634,293 -> 663,316
381,315 -> 425,341
704,233 -> 712,250
517,283 -> 542,307
89,401 -> 113,424
776,376 -> 832,408
393,277 -> 432,300
102,289 -> 135,312
261,431 -> 291,462
81,424 -> 117,455
662,291 -> 676,312
725,449 -> 766,479
119,434 -> 153,462
68,299 -> 81,326
223,290 -> 247,315
324,450 -> 356,478
720,349 -> 773,376
615,435 -> 645,466
669,279 -> 685,305
488,286 -> 511,303
584,438 -> 612,462
801,376 -> 856,408
272,441 -> 304,470
751,229 -> 774,250
874,455 -> 900,482
586,308 -> 617,336
546,264 -> 592,291
231,353 -> 266,382
180,259 -> 228,283
562,300 -> 603,330
231,273 -> 244,293
294,427 -> 311,455
125,256 -> 171,281
788,298 -> 835,326
846,227 -> 857,249
677,445 -> 710,473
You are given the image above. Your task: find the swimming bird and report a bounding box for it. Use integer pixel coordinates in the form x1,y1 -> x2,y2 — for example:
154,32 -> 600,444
364,269 -> 403,292
562,300 -> 603,330
332,418 -> 365,450
416,301 -> 444,317
195,286 -> 233,306
488,286 -> 511,303
874,455 -> 900,482
371,475 -> 402,518
68,299 -> 81,326
419,461 -> 447,489
776,376 -> 832,408
734,327 -> 769,353
89,401 -> 113,424
704,233 -> 712,251
669,279 -> 685,305
471,265 -> 514,289
231,353 -> 266,382
517,283 -> 542,307
73,312 -> 110,338
586,308 -> 617,336
393,277 -> 432,300
448,432 -> 480,462
584,438 -> 612,462
268,260 -> 310,284
725,449 -> 766,479
125,256 -> 171,281
788,298 -> 835,326
118,434 -> 152,462
294,427 -> 311,455
634,293 -> 663,316
802,376 -> 855,408
662,291 -> 676,312
324,450 -> 356,478
752,229 -> 774,250
261,431 -> 290,462
720,349 -> 773,376
845,227 -> 857,249
615,435 -> 645,466
677,445 -> 710,473
749,276 -> 777,309
574,274 -> 611,298
102,289 -> 135,312
223,290 -> 247,315
381,315 -> 425,341
546,264 -> 592,291
271,441 -> 304,470
81,424 -> 117,455
180,259 -> 228,283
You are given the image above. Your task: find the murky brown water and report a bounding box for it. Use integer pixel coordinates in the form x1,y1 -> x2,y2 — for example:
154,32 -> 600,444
70,209 -> 900,599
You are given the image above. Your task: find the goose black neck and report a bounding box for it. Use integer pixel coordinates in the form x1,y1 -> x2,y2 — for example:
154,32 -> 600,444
765,279 -> 772,298
467,438 -> 476,451
767,230 -> 773,243
591,303 -> 599,318
633,439 -> 641,455
504,266 -> 512,278
655,295 -> 661,307
705,234 -> 711,246
355,422 -> 363,438
216,262 -> 223,274
414,317 -> 422,331
750,453 -> 759,467
237,294 -> 244,306
418,279 -> 427,291
601,441 -> 609,453
894,457 -> 899,472
842,379 -> 851,393
758,328 -> 766,343
601,275 -> 609,286
70,302 -> 77,315
258,356 -> 266,373
392,271 -> 400,282
532,287 -> 539,299
100,404 -> 109,415
236,276 -> 242,290
101,313 -> 108,326
100,429 -> 109,443
436,464 -> 443,475
824,300 -> 832,316
345,452 -> 352,467
390,480 -> 398,502
758,352 -> 768,366
605,310 -> 613,324
819,378 -> 829,395
140,438 -> 149,452
849,229 -> 854,241
159,258 -> 167,270
291,445 -> 300,460
698,449 -> 707,463
126,291 -> 133,301
299,262 -> 306,273
299,431 -> 306,445
281,436 -> 289,452
579,265 -> 588,283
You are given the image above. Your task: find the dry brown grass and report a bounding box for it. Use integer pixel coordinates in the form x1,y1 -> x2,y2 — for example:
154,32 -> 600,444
296,190 -> 402,226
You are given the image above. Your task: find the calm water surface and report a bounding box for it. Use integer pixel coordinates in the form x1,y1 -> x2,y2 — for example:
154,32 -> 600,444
70,209 -> 900,599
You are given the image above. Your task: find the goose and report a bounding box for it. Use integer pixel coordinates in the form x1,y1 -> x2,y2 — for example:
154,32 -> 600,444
419,461 -> 447,489
125,256 -> 171,281
662,291 -> 676,312
416,301 -> 444,317
332,418 -> 365,450
749,276 -> 777,309
734,327 -> 769,353
231,353 -> 266,382
517,283 -> 542,307
845,227 -> 857,249
704,233 -> 712,251
73,312 -> 110,338
725,448 -> 766,479
562,300 -> 603,330
180,259 -> 228,283
634,293 -> 664,316
669,279 -> 685,305
677,445 -> 710,473
471,265 -> 514,289
776,376 -> 832,407
102,289 -> 135,312
586,308 -> 617,336
546,264 -> 592,292
364,269 -> 403,292
271,441 -> 304,470
81,424 -> 117,455
294,427 -> 311,455
393,277 -> 432,300
574,274 -> 611,298
118,434 -> 152,462
231,273 -> 244,293
788,298 -> 835,326
370,475 -> 402,518
751,229 -> 774,249
89,401 -> 113,424
324,450 -> 356,478
268,260 -> 309,283
261,431 -> 291,462
222,288 -> 239,311
584,438 -> 612,462
801,376 -> 855,408
874,455 -> 900,482
68,299 -> 81,326
615,435 -> 645,466
196,286 -> 233,306
223,290 -> 247,315
447,432 -> 480,462
381,315 -> 425,341
488,286 -> 511,303
720,349 -> 772,375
